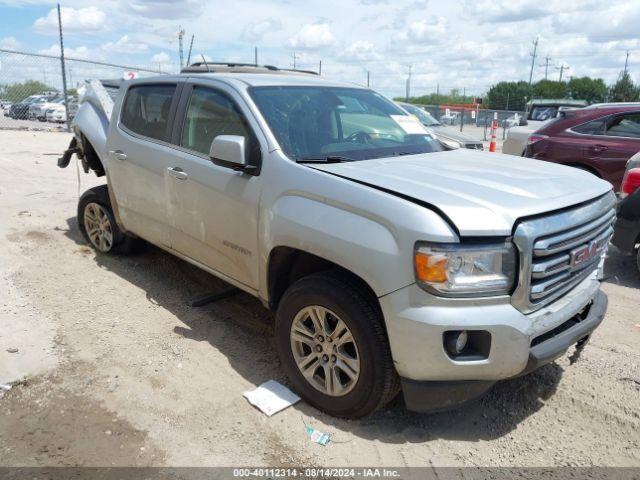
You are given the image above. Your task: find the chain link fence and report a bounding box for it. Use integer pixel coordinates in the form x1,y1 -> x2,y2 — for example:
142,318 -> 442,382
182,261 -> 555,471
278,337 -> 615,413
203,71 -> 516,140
419,104 -> 526,142
0,49 -> 164,131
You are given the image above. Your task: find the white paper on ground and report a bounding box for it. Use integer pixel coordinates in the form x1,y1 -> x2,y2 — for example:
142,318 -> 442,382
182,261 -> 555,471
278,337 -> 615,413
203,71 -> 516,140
243,380 -> 301,416
391,114 -> 429,135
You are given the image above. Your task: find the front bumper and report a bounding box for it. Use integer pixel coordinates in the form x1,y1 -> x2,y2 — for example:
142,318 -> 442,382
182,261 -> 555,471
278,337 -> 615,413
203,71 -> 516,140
398,289 -> 607,412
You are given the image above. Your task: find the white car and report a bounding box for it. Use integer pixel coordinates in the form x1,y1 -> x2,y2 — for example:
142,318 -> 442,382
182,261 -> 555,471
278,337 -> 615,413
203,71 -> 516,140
29,96 -> 64,121
46,105 -> 67,123
45,98 -> 78,123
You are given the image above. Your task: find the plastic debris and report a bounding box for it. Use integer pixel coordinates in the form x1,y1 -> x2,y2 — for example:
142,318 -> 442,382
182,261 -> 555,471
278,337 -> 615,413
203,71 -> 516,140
243,380 -> 300,416
305,425 -> 331,446
0,384 -> 12,391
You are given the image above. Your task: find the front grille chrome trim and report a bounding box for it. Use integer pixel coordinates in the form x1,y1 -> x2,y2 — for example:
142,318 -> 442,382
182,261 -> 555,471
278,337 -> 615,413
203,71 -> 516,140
511,191 -> 616,314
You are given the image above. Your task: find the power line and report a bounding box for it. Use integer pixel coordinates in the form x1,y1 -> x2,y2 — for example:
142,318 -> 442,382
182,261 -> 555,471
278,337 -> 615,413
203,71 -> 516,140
177,26 -> 185,69
556,63 -> 570,81
528,37 -> 539,85
539,55 -> 552,80
624,50 -> 630,75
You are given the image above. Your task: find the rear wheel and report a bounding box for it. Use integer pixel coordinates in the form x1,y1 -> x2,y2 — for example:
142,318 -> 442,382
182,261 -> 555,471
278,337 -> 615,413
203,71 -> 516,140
77,185 -> 139,254
275,271 -> 399,418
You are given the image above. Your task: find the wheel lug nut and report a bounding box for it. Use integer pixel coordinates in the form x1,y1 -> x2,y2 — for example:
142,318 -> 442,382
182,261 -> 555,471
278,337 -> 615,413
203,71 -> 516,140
317,336 -> 324,342
331,355 -> 336,363
327,337 -> 332,343
316,345 -> 322,352
322,354 -> 329,362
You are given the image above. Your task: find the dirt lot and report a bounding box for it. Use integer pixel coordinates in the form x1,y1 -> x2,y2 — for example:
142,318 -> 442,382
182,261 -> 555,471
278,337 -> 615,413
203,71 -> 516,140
0,131 -> 638,468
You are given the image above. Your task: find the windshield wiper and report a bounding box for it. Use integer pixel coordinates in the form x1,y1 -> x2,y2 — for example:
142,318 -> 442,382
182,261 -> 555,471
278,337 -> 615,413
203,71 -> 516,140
296,155 -> 352,164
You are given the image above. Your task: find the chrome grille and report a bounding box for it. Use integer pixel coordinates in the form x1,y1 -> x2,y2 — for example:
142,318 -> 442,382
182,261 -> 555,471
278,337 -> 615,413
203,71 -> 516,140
511,192 -> 617,314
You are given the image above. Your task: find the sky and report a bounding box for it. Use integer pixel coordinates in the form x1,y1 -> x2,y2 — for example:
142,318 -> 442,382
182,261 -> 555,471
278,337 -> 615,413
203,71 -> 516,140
0,0 -> 639,98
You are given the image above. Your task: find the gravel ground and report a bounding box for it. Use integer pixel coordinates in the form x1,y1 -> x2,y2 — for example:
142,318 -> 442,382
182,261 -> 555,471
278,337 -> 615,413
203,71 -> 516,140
0,131 -> 638,468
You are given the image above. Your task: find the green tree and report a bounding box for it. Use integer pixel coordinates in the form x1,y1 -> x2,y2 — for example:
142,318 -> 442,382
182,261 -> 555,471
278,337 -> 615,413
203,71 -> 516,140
485,81 -> 531,110
567,76 -> 607,103
609,71 -> 640,102
3,80 -> 56,103
531,80 -> 568,99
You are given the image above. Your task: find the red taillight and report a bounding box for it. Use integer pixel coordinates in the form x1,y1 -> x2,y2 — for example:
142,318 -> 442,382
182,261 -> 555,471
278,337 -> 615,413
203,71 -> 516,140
621,168 -> 640,198
527,134 -> 548,146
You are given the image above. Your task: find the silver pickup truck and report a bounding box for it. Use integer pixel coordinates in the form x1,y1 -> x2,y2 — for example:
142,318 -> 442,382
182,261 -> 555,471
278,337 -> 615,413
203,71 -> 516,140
59,64 -> 615,418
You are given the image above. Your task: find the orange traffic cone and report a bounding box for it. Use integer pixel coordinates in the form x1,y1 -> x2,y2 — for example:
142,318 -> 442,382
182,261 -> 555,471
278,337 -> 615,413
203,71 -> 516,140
488,119 -> 498,152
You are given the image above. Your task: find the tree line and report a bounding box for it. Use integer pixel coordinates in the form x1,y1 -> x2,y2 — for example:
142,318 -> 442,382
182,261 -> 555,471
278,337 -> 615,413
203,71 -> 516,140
401,71 -> 640,110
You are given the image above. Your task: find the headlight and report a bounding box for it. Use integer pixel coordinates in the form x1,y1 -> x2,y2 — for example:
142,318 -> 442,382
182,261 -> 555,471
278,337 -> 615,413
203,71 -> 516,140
440,138 -> 462,149
414,242 -> 516,297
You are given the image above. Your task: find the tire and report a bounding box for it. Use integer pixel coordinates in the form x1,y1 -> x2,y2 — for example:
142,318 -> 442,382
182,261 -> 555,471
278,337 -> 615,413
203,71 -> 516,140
636,248 -> 640,276
77,185 -> 139,254
275,271 -> 400,418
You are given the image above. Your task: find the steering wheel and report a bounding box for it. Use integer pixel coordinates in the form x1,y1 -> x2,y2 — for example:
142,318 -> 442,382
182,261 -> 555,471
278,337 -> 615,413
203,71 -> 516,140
346,131 -> 372,144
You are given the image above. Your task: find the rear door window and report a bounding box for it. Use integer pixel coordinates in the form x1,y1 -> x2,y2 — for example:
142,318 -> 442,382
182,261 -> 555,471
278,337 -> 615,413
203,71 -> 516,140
571,118 -> 606,135
121,84 -> 176,141
606,113 -> 640,139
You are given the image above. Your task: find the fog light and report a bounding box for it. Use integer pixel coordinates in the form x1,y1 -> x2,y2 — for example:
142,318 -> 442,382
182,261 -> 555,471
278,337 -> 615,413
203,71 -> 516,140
445,330 -> 468,356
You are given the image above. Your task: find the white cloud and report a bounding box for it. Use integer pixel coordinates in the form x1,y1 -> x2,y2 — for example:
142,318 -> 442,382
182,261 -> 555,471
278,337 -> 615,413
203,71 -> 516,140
0,36 -> 21,50
242,18 -> 282,42
39,44 -> 93,59
126,0 -> 204,19
289,23 -> 336,50
401,16 -> 447,43
151,52 -> 171,63
101,35 -> 149,54
33,6 -> 106,35
342,41 -> 381,61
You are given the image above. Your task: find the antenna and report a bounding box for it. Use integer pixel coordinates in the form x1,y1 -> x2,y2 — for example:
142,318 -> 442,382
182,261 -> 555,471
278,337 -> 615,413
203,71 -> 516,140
201,54 -> 211,72
186,35 -> 194,66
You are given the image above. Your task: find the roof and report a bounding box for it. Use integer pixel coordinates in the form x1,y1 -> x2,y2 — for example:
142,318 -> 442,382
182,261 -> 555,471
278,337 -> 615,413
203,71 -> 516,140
527,99 -> 588,107
181,72 -> 360,88
176,62 -> 361,88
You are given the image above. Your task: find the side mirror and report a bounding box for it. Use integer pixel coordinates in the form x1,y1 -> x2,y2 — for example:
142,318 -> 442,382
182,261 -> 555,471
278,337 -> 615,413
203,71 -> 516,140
209,135 -> 247,170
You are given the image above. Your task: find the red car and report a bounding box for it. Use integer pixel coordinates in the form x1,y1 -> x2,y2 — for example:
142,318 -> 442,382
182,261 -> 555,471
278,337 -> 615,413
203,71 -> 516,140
524,104 -> 640,191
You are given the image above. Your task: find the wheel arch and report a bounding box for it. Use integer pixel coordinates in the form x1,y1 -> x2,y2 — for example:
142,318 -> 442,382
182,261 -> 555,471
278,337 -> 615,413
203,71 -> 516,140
266,246 -> 381,314
562,162 -> 602,178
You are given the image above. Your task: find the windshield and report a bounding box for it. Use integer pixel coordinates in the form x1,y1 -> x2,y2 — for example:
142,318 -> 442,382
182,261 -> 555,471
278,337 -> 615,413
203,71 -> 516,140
529,106 -> 559,121
399,103 -> 440,127
250,86 -> 443,161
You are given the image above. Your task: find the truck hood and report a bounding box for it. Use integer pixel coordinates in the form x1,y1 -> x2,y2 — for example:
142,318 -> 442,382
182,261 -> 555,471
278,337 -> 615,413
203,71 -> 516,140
431,126 -> 483,146
310,150 -> 613,236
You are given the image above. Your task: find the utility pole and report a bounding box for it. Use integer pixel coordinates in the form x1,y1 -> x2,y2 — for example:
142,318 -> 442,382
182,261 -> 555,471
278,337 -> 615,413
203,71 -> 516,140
539,55 -> 551,80
178,26 -> 185,69
366,71 -> 370,87
186,35 -> 194,66
528,37 -> 539,85
556,63 -> 570,82
292,52 -> 297,69
254,47 -> 258,66
56,3 -> 70,131
624,50 -> 630,75
405,64 -> 412,102
318,60 -> 322,75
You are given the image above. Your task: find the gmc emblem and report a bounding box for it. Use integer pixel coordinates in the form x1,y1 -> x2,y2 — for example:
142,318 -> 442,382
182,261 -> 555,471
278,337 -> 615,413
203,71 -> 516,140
570,237 -> 608,268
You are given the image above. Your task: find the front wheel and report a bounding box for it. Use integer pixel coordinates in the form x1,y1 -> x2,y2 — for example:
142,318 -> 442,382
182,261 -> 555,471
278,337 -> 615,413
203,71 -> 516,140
275,272 -> 399,418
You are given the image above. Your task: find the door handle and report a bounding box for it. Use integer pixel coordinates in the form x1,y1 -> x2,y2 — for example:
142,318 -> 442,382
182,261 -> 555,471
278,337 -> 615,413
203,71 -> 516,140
167,166 -> 188,180
108,150 -> 128,161
589,144 -> 607,153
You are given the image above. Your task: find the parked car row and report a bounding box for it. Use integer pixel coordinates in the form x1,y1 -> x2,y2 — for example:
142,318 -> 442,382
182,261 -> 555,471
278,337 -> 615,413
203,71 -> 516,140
397,102 -> 484,150
523,103 -> 640,191
3,92 -> 78,123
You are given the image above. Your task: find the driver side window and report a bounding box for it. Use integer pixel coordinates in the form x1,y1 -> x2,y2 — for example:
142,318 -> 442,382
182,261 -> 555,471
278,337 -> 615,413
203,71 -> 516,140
180,87 -> 250,155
